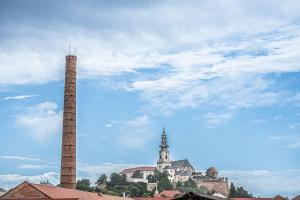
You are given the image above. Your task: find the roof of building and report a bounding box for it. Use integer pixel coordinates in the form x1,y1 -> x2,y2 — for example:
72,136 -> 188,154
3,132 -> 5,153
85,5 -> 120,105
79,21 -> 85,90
0,181 -> 133,200
164,166 -> 173,170
273,195 -> 287,200
171,159 -> 194,170
173,192 -> 220,200
212,193 -> 226,199
121,167 -> 156,174
159,190 -> 182,198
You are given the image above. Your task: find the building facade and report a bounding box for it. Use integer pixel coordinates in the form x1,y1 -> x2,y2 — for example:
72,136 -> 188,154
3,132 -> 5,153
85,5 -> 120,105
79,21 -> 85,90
120,128 -> 230,196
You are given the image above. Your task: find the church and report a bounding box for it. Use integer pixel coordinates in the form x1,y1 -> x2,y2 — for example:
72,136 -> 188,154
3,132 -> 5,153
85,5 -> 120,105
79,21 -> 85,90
120,128 -> 230,197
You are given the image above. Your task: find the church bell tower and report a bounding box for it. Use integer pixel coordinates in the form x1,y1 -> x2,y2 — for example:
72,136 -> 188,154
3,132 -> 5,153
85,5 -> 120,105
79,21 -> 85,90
157,127 -> 171,170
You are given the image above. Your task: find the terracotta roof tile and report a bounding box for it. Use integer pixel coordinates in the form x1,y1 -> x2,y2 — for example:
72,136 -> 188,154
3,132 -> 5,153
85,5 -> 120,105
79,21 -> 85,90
159,190 -> 182,197
31,182 -> 133,200
121,167 -> 156,174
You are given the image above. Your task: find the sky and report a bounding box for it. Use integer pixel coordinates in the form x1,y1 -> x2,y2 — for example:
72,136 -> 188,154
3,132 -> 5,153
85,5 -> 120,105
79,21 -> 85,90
0,0 -> 300,198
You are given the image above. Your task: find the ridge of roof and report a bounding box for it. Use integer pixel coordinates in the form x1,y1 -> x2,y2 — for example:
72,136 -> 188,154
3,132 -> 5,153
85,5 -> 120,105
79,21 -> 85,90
121,166 -> 156,173
31,182 -> 101,199
171,159 -> 194,170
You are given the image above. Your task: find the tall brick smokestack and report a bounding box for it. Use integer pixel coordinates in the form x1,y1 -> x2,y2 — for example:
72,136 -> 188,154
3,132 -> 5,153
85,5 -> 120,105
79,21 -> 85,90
60,55 -> 77,189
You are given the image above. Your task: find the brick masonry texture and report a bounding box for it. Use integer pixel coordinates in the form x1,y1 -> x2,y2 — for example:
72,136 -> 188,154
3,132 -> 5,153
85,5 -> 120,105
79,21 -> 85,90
60,55 -> 77,189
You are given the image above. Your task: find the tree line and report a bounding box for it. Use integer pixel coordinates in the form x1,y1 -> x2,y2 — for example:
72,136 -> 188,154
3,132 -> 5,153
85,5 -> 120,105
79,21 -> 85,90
74,170 -> 253,198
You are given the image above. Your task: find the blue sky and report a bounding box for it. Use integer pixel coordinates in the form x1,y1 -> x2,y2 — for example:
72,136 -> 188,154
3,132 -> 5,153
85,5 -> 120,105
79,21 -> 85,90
0,0 -> 300,198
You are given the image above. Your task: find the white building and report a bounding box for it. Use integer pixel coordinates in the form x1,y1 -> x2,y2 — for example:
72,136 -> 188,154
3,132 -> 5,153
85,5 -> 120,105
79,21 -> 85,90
120,128 -> 194,184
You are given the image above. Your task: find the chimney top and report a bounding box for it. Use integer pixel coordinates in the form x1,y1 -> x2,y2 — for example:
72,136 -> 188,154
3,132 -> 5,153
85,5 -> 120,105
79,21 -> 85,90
66,55 -> 77,61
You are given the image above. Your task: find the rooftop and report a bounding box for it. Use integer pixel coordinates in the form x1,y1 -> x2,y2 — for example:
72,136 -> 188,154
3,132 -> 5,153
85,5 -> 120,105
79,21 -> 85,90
121,166 -> 156,174
0,181 -> 133,200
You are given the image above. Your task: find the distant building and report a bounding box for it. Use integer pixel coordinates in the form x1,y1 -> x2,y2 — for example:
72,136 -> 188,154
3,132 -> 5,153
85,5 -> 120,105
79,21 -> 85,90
173,192 -> 220,200
0,181 -> 133,200
121,167 -> 156,183
120,128 -> 229,197
230,195 -> 288,200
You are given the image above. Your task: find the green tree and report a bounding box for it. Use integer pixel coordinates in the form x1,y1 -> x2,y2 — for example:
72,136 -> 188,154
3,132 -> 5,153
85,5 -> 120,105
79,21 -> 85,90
230,183 -> 253,198
230,182 -> 237,197
76,179 -> 94,192
132,170 -> 143,179
176,181 -> 183,188
96,174 -> 107,185
147,174 -> 156,183
183,178 -> 197,188
110,173 -> 127,185
157,170 -> 173,192
40,180 -> 50,184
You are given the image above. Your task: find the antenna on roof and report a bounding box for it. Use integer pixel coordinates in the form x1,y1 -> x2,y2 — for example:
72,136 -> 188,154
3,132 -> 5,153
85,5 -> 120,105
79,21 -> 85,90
68,43 -> 71,55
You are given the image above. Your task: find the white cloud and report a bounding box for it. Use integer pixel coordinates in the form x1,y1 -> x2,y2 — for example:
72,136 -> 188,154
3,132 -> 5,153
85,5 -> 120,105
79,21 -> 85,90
0,1 -> 299,114
18,164 -> 49,169
0,155 -> 41,161
117,115 -> 155,149
250,119 -> 268,124
2,95 -> 37,100
15,101 -> 62,140
0,172 -> 59,190
269,134 -> 300,149
202,112 -> 233,128
220,169 -> 300,198
285,141 -> 300,149
269,135 -> 291,140
104,123 -> 113,128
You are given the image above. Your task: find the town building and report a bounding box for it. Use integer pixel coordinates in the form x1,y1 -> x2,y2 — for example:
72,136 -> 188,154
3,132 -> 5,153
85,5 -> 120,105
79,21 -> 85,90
120,128 -> 229,197
0,181 -> 133,200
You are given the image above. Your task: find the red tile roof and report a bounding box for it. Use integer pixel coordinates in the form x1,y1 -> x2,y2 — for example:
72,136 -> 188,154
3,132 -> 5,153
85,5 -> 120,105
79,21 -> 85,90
273,196 -> 286,200
121,167 -> 156,173
32,183 -> 102,200
2,181 -> 133,200
159,190 -> 182,198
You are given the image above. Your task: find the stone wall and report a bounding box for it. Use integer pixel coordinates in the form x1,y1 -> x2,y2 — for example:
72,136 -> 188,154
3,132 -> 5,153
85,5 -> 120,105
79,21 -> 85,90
147,183 -> 157,192
195,179 -> 230,197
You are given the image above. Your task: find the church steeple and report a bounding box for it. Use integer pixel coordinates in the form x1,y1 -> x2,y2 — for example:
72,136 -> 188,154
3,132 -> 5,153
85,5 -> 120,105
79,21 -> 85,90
160,127 -> 169,149
157,127 -> 171,170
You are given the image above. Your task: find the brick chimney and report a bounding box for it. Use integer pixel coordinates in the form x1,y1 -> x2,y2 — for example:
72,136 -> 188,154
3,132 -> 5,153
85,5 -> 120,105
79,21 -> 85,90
60,55 -> 77,189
